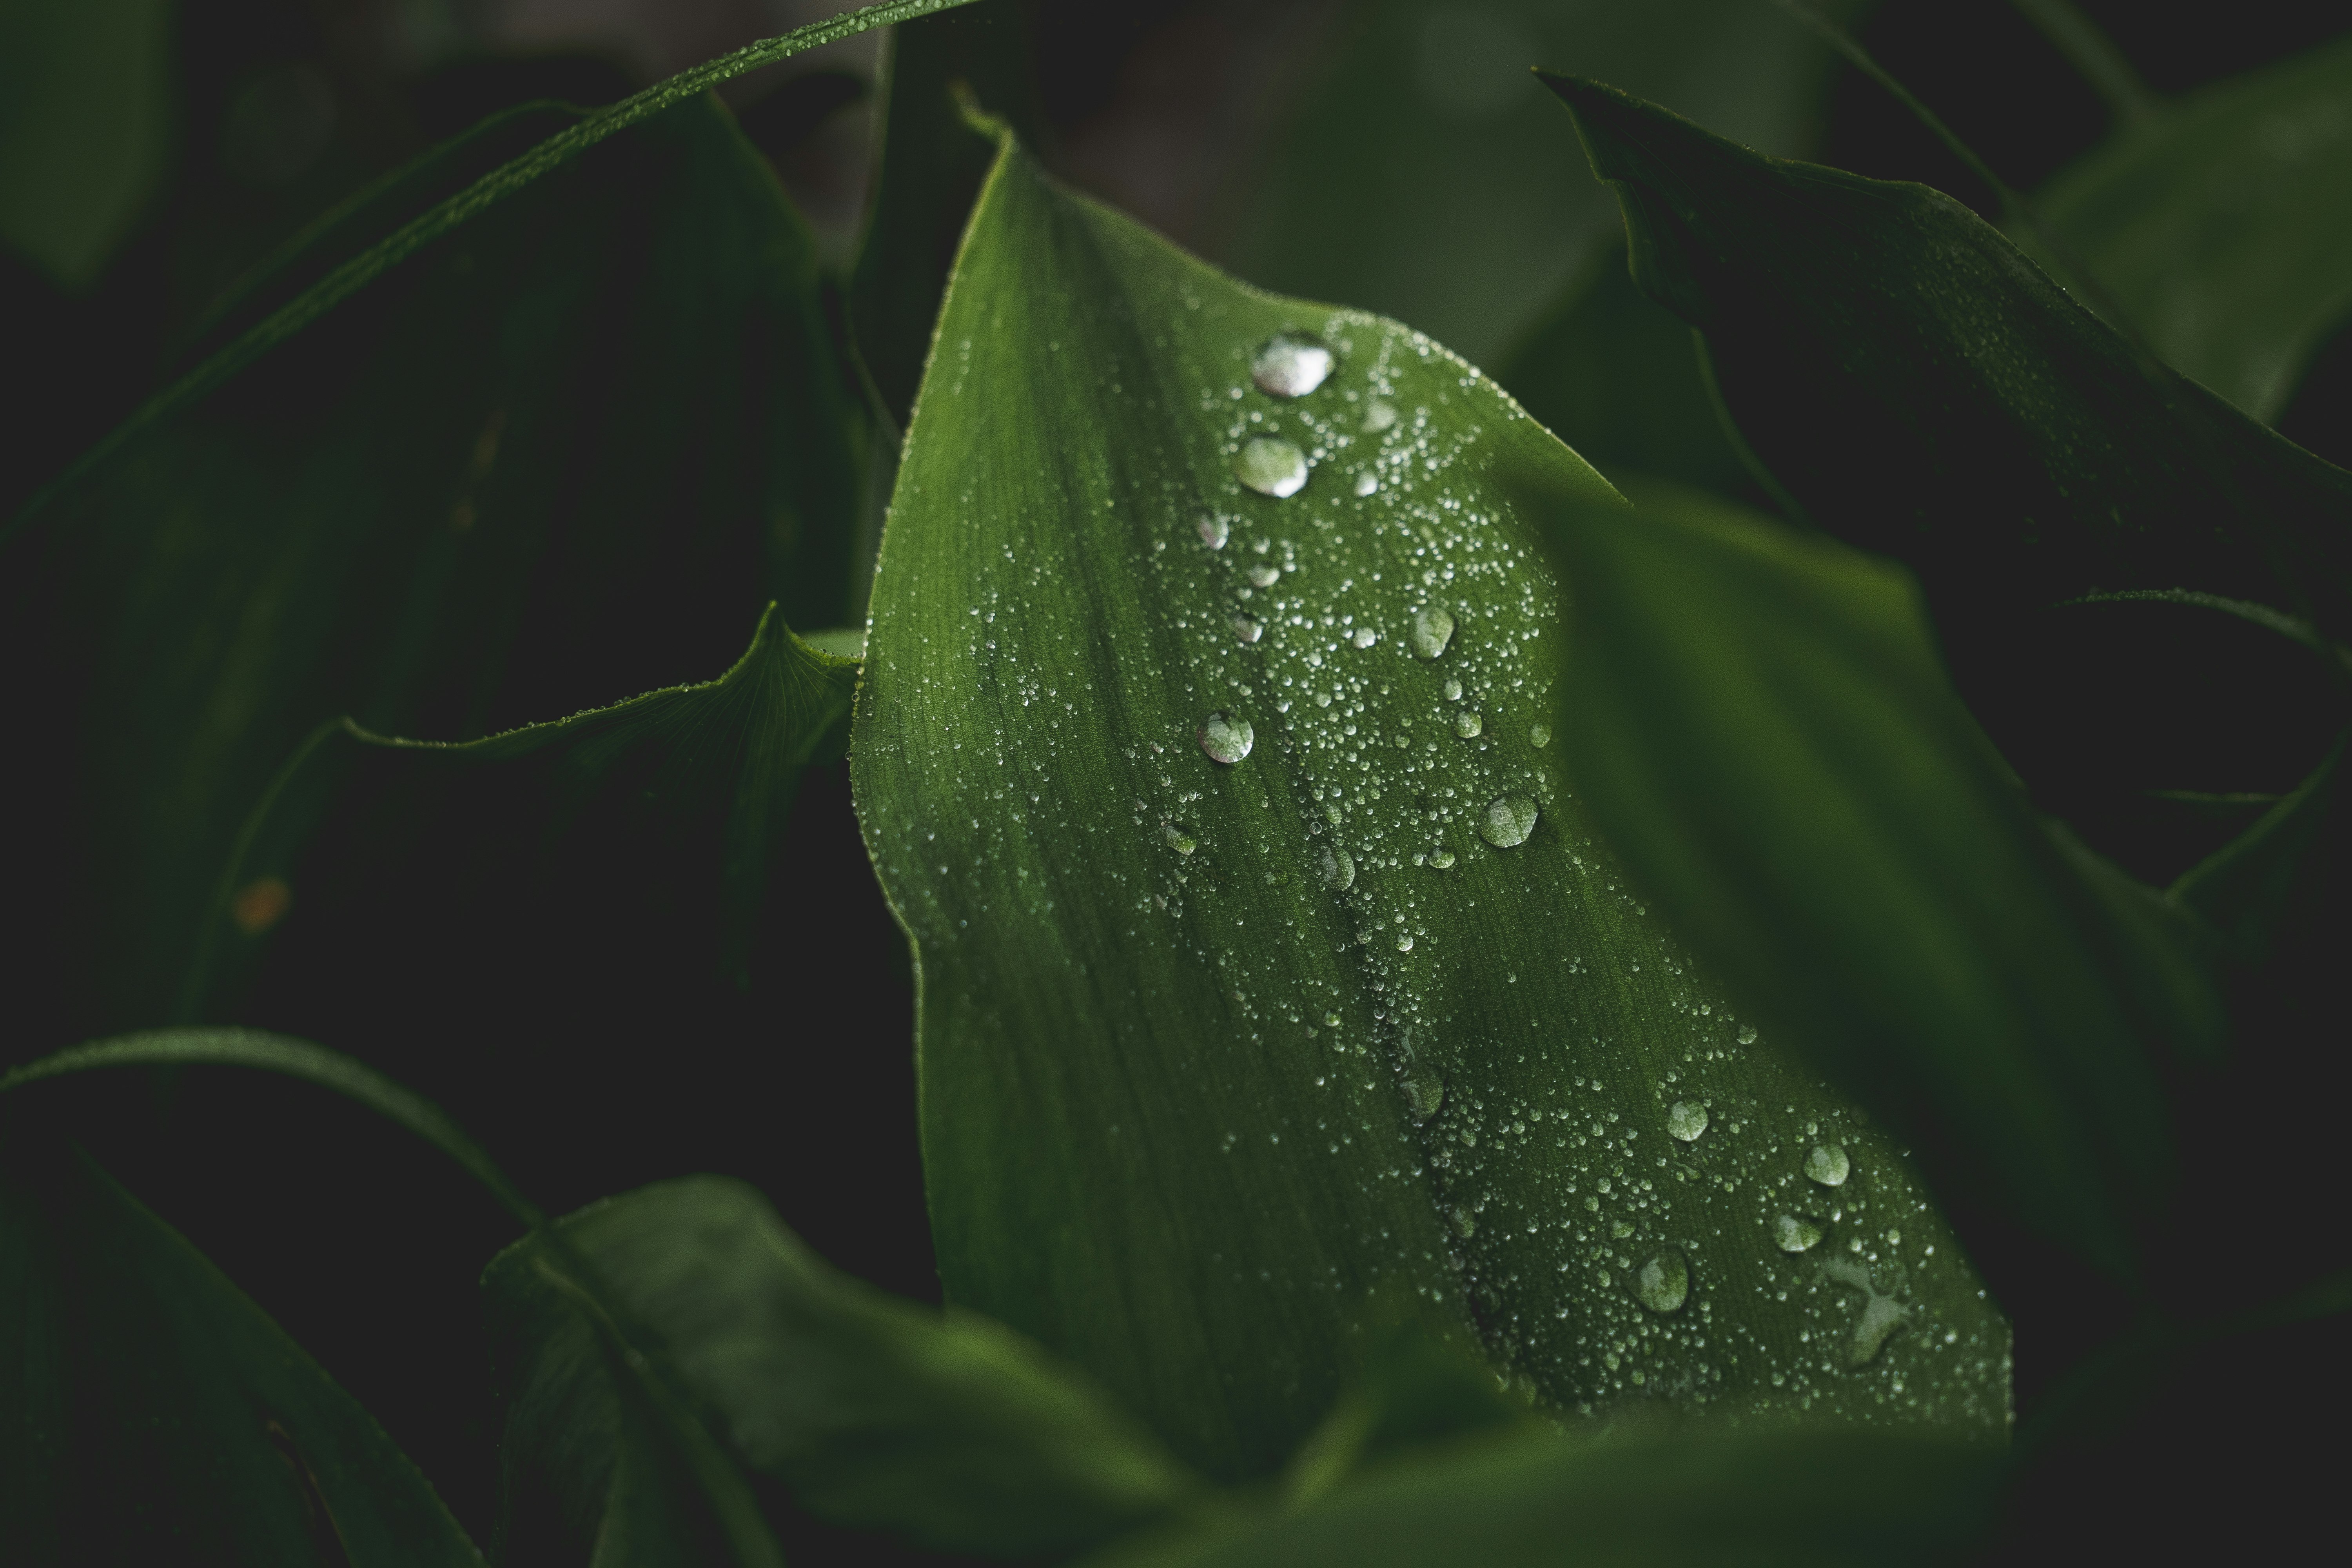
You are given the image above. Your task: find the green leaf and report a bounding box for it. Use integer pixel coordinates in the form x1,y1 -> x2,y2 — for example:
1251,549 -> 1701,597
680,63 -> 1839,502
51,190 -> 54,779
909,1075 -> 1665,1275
183,604 -> 855,1018
854,129 -> 2009,1481
485,1176 -> 1201,1561
0,1139 -> 483,1564
1085,1424 -> 1999,1568
2174,733 -> 2347,968
1523,478 -> 2225,1279
2033,32 -> 2352,422
1221,0 -> 1860,367
0,0 -> 172,287
5,93 -> 863,1036
1536,74 -> 2352,638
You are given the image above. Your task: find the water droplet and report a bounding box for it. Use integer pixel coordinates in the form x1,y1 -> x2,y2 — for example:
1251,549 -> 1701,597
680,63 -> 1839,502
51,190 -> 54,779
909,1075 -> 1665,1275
1736,1024 -> 1759,1045
1245,562 -> 1281,588
1231,615 -> 1264,643
1611,1218 -> 1634,1240
1324,1011 -> 1342,1028
1404,1075 -> 1445,1120
1442,677 -> 1463,701
1361,399 -> 1397,434
1804,1143 -> 1851,1187
1775,1213 -> 1824,1253
1252,332 -> 1334,397
1396,933 -> 1414,951
1197,514 -> 1230,548
1479,795 -> 1538,849
1452,711 -> 1482,739
1234,437 -> 1308,498
1318,845 -> 1356,891
1428,848 -> 1455,869
1197,711 -> 1254,764
1634,1249 -> 1690,1313
1450,1204 -> 1477,1238
1353,470 -> 1378,497
1529,723 -> 1552,748
1409,606 -> 1455,660
1350,626 -> 1377,649
1666,1100 -> 1708,1142
1162,824 -> 1196,855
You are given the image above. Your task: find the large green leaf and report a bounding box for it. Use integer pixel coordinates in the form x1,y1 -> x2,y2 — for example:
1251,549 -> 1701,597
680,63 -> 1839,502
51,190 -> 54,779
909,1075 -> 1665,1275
853,127 -> 2009,1482
0,1139 -> 482,1565
1220,0 -> 1860,368
1521,478 -> 2222,1282
181,604 -> 855,1020
4,92 -> 862,1039
0,0 -> 172,287
1085,1425 -> 1999,1568
485,1177 -> 1202,1561
2034,31 -> 2352,422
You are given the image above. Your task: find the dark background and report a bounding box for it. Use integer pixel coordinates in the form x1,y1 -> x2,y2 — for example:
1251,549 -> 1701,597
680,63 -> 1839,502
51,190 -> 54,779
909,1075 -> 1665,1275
4,0 -> 2346,1555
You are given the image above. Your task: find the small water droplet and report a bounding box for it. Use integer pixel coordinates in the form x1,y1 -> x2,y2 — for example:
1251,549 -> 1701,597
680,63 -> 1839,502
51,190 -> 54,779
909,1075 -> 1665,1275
1197,514 -> 1229,548
1737,1024 -> 1759,1045
1529,723 -> 1551,748
1361,399 -> 1397,434
1634,1249 -> 1690,1313
1775,1213 -> 1824,1253
1245,562 -> 1281,588
1345,627 -> 1375,651
1252,331 -> 1334,397
1409,606 -> 1455,660
1162,824 -> 1196,855
1318,845 -> 1356,891
1611,1218 -> 1634,1240
1666,1100 -> 1708,1141
1428,848 -> 1455,869
1234,437 -> 1308,497
1353,470 -> 1378,497
1450,1204 -> 1477,1238
1396,933 -> 1414,951
1452,711 -> 1482,738
1323,1011 -> 1341,1028
1198,711 -> 1254,764
1405,1075 -> 1445,1120
1442,677 -> 1463,701
1479,795 -> 1538,849
1231,614 -> 1264,643
1804,1143 -> 1851,1187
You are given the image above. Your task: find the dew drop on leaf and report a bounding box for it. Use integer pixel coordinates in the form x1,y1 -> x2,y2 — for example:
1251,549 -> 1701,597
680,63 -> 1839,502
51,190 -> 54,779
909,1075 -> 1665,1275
1351,626 -> 1377,648
1479,794 -> 1538,848
1635,1249 -> 1690,1314
1361,398 -> 1397,433
1410,606 -> 1455,660
1450,1204 -> 1477,1238
1318,845 -> 1356,890
1252,331 -> 1334,397
1737,1023 -> 1759,1045
1429,848 -> 1455,869
1231,614 -> 1264,644
1197,513 -> 1230,548
1245,562 -> 1281,587
1404,1074 -> 1445,1120
1443,677 -> 1463,701
1453,711 -> 1482,738
1354,470 -> 1378,497
1666,1100 -> 1708,1141
1197,711 -> 1254,764
1775,1213 -> 1824,1253
1529,723 -> 1551,747
1234,436 -> 1308,497
1805,1142 -> 1852,1187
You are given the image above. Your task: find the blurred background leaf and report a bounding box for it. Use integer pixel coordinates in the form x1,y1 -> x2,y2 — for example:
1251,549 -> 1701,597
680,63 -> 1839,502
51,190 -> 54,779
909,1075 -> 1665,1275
0,0 -> 176,290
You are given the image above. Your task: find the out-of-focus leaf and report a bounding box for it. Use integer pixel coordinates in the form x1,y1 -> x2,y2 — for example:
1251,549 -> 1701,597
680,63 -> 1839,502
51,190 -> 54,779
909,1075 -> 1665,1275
0,0 -> 172,287
854,126 -> 2009,1482
2173,734 -> 2347,968
1524,478 -> 2224,1280
0,1139 -> 482,1565
1278,1326 -> 1533,1509
3,94 -> 862,1040
1222,0 -> 1861,368
852,0 -> 1047,426
1085,1423 -> 1999,1568
2034,32 -> 2352,422
485,1176 -> 1201,1561
183,605 -> 855,1018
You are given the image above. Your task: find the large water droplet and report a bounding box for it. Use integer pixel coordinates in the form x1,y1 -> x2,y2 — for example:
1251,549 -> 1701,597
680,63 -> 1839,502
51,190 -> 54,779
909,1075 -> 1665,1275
1404,1074 -> 1445,1120
1450,1204 -> 1477,1239
1666,1100 -> 1708,1142
1231,614 -> 1264,644
1252,332 -> 1334,397
1774,1213 -> 1824,1253
1234,437 -> 1308,498
1804,1143 -> 1851,1187
1318,845 -> 1356,891
1350,626 -> 1377,649
1452,711 -> 1482,739
1408,606 -> 1455,660
1361,399 -> 1397,434
1479,795 -> 1538,848
1163,824 -> 1196,855
1197,514 -> 1230,548
1736,1024 -> 1759,1045
1245,562 -> 1281,587
1197,711 -> 1254,764
1353,470 -> 1379,497
1428,848 -> 1455,869
1529,723 -> 1551,748
1634,1249 -> 1690,1313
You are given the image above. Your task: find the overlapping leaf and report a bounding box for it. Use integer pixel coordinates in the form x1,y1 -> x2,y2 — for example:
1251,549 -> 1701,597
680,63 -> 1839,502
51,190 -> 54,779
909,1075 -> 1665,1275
854,126 -> 2009,1481
0,0 -> 172,287
485,1177 -> 1201,1562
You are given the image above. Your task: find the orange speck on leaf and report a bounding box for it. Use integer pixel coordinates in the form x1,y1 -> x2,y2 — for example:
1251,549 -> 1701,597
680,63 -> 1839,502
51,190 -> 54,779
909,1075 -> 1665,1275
231,877 -> 293,935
